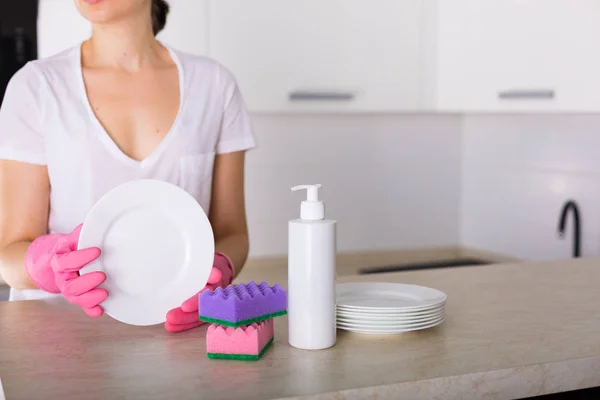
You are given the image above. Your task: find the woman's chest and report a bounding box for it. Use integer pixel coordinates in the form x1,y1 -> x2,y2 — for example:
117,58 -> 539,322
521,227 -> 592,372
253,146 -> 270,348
43,69 -> 222,161
82,67 -> 181,162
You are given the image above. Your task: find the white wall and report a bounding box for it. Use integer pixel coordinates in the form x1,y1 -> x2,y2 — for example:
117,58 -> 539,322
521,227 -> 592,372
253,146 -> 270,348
248,114 -> 600,261
461,115 -> 600,260
245,114 -> 463,257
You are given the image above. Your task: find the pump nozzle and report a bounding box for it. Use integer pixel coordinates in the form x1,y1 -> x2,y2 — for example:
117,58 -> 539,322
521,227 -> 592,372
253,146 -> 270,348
291,184 -> 325,220
291,184 -> 322,200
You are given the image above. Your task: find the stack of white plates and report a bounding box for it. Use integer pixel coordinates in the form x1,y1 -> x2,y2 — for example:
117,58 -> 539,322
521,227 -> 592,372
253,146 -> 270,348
336,282 -> 447,334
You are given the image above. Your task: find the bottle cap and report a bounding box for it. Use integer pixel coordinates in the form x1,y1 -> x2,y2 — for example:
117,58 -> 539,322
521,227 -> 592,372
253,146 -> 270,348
291,184 -> 325,220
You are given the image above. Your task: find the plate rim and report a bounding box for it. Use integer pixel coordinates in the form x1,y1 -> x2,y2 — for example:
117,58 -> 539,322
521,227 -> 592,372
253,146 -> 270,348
336,301 -> 446,313
336,310 -> 445,324
337,317 -> 446,334
337,314 -> 446,329
336,282 -> 448,310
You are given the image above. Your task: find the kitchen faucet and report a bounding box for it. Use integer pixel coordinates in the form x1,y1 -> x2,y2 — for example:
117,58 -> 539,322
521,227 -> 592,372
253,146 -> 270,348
558,200 -> 581,258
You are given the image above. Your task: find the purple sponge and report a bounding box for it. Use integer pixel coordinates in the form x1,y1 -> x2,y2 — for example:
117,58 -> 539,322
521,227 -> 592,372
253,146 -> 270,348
199,281 -> 287,327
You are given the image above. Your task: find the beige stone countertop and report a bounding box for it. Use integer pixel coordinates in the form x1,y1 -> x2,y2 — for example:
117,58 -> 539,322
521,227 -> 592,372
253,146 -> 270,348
2,256 -> 600,400
0,246 -> 513,287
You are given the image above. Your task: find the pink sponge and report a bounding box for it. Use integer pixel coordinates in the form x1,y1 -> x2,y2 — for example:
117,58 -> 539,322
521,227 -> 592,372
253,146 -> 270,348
206,319 -> 274,360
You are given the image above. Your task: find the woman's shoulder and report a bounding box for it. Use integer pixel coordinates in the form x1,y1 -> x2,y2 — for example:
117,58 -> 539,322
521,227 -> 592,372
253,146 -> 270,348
30,46 -> 78,72
169,47 -> 238,87
11,47 -> 78,87
1,46 -> 80,119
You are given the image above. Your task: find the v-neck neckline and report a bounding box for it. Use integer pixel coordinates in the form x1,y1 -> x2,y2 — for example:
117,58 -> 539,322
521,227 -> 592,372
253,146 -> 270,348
74,42 -> 185,169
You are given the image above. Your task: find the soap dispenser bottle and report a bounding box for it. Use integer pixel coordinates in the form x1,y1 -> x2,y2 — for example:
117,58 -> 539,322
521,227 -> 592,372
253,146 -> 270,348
288,184 -> 337,350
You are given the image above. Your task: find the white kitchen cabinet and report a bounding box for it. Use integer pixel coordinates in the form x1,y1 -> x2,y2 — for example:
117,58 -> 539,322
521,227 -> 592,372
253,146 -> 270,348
434,0 -> 600,112
208,0 -> 425,112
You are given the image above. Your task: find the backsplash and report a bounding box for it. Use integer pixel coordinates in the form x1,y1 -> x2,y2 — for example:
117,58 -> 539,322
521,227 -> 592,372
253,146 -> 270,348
461,115 -> 600,260
244,114 -> 462,257
246,113 -> 600,260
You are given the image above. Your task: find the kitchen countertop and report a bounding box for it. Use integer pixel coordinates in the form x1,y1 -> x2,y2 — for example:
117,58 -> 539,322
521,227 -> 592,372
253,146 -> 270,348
0,246 -> 513,288
2,256 -> 600,400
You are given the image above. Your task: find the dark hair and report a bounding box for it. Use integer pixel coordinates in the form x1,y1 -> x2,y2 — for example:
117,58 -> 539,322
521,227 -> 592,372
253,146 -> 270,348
151,0 -> 170,36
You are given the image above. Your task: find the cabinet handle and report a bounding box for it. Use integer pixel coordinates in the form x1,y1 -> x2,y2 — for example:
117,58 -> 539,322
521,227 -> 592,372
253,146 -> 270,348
498,89 -> 555,100
289,91 -> 355,101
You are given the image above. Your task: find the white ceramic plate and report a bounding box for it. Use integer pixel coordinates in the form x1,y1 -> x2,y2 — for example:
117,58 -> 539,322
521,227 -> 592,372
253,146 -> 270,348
336,282 -> 447,311
79,179 -> 215,326
337,304 -> 445,315
336,303 -> 446,316
337,314 -> 445,329
337,310 -> 445,324
337,317 -> 445,335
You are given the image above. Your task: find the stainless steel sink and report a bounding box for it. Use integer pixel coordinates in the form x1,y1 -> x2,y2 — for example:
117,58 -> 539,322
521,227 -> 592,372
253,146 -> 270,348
359,258 -> 494,274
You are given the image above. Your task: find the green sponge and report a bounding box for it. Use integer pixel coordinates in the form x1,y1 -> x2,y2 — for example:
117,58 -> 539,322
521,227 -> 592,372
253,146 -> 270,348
200,310 -> 287,328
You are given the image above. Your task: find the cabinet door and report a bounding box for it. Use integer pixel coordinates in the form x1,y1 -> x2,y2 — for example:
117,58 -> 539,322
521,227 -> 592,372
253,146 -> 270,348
38,0 -> 91,59
156,0 -> 208,55
208,0 -> 425,112
436,0 -> 600,112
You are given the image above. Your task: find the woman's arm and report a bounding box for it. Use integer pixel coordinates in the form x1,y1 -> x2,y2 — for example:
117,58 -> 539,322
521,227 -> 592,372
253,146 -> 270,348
0,160 -> 50,289
208,151 -> 250,278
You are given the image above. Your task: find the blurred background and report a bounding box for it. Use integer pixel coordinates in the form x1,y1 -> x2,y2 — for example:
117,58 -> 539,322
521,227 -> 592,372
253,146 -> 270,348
1,0 -> 597,272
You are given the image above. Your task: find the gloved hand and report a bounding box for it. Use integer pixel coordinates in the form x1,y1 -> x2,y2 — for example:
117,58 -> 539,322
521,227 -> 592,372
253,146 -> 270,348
165,252 -> 234,332
25,224 -> 108,317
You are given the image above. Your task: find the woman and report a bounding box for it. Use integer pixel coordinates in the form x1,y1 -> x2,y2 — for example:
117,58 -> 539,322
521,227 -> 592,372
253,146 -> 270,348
0,0 -> 255,333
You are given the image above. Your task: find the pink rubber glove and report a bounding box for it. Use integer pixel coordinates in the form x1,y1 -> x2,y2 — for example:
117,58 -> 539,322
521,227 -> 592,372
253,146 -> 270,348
165,252 -> 234,332
25,224 -> 108,317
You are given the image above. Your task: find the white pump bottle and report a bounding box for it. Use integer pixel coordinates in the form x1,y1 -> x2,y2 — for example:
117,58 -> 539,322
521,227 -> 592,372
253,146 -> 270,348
288,184 -> 337,350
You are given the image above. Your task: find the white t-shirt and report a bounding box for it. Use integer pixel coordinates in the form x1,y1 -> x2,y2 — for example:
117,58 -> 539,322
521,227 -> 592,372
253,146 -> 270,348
0,44 -> 256,301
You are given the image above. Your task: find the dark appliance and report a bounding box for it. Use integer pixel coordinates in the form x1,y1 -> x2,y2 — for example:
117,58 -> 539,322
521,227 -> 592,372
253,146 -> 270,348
0,1 -> 38,106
